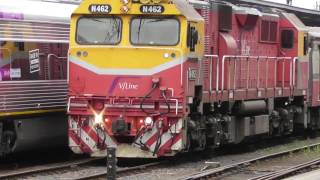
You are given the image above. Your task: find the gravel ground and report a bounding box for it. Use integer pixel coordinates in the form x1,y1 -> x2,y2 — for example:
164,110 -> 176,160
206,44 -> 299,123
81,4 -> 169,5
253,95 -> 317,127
220,147 -> 320,180
22,166 -> 107,180
0,148 -> 77,174
120,136 -> 320,180
21,136 -> 320,180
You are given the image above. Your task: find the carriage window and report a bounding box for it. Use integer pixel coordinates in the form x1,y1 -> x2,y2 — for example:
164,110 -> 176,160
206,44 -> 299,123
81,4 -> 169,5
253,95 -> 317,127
281,30 -> 294,49
76,17 -> 122,45
130,17 -> 180,46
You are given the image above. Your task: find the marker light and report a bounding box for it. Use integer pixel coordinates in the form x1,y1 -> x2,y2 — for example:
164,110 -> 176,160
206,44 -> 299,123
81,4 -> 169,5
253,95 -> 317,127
152,0 -> 162,3
140,0 -> 151,4
94,112 -> 103,125
144,116 -> 153,126
121,0 -> 129,4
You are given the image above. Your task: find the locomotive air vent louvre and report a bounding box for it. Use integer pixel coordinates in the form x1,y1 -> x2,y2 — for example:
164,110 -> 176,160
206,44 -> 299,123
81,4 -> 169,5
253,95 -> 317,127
201,2 -> 211,54
260,20 -> 278,43
218,4 -> 232,32
202,58 -> 210,78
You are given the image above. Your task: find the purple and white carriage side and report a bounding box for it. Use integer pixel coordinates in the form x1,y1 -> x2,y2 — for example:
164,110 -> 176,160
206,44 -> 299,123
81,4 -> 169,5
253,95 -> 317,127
0,0 -> 77,155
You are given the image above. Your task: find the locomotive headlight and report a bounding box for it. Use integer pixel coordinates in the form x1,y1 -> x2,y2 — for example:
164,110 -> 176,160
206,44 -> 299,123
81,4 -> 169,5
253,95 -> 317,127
94,112 -> 103,125
144,116 -> 153,126
120,5 -> 129,13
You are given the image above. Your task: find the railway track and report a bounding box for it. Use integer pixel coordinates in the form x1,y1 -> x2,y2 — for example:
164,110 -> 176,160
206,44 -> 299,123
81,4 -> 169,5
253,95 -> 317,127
178,142 -> 320,180
249,157 -> 320,180
74,161 -> 166,180
0,157 -> 104,179
0,156 -> 165,179
2,139 -> 320,179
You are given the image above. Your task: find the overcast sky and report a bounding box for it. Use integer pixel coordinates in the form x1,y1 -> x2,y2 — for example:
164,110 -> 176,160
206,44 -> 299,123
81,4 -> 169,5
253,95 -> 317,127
264,0 -> 319,10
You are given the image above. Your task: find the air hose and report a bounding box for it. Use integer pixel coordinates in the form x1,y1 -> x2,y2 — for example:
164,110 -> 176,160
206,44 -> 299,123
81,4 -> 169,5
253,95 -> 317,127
138,79 -> 172,156
153,128 -> 162,156
140,82 -> 158,115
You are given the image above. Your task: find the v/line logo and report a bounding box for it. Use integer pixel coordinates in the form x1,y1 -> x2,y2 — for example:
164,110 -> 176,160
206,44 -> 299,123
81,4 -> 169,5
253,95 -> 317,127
119,82 -> 138,90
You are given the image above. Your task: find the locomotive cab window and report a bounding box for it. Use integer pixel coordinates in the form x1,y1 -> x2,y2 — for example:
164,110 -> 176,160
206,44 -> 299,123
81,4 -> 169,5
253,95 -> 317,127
281,29 -> 294,49
130,17 -> 180,46
76,17 -> 122,45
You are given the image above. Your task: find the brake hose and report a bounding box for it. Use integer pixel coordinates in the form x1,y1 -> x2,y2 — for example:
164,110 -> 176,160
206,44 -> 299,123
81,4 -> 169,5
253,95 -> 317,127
153,128 -> 162,156
160,90 -> 171,116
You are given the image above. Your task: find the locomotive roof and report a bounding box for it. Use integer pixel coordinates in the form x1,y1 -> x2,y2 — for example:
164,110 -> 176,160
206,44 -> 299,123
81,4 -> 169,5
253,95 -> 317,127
173,0 -> 204,22
282,12 -> 307,32
0,0 -> 77,24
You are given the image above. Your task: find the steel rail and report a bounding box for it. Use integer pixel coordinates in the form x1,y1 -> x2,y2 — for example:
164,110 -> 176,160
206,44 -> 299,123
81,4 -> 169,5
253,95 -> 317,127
178,142 -> 320,180
249,157 -> 320,180
0,157 -> 103,179
74,161 -> 166,180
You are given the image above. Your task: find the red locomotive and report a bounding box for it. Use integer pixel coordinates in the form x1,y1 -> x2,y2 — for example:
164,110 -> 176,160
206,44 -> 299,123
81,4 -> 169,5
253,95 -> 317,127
68,0 -> 316,158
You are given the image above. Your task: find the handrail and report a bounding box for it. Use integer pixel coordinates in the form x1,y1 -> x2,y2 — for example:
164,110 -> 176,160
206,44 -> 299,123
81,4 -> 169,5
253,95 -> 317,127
221,55 -> 293,91
47,53 -> 67,80
221,55 -> 258,91
204,55 -> 219,92
293,57 -> 298,88
170,98 -> 179,115
67,96 -> 75,113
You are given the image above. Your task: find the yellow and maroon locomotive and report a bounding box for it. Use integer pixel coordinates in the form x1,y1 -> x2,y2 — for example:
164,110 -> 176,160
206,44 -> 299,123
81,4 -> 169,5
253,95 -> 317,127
68,0 -> 316,158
